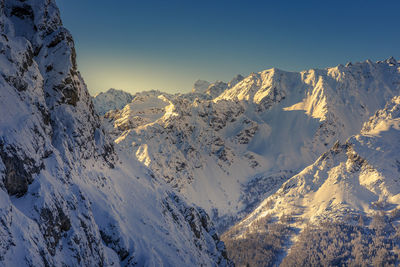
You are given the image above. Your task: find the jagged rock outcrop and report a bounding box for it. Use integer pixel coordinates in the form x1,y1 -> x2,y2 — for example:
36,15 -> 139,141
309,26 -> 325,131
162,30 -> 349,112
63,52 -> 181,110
1,0 -> 114,193
0,1 -> 232,266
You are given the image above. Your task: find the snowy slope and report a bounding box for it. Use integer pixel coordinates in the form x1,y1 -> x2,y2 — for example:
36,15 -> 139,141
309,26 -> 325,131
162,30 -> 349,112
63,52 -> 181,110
228,95 -> 400,239
0,1 -> 232,266
100,58 -> 400,231
93,88 -> 134,115
220,95 -> 400,266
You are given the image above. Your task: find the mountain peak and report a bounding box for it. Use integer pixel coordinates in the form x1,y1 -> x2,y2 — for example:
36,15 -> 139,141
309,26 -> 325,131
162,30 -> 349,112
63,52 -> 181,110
386,56 -> 398,65
192,79 -> 211,93
93,88 -> 134,115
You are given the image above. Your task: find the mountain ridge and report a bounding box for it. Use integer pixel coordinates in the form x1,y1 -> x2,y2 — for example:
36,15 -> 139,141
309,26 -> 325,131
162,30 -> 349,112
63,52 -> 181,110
96,57 -> 400,232
222,95 -> 400,265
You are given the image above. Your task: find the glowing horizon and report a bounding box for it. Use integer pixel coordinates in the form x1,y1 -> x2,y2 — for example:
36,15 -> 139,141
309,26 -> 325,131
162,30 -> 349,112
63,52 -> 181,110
57,0 -> 400,95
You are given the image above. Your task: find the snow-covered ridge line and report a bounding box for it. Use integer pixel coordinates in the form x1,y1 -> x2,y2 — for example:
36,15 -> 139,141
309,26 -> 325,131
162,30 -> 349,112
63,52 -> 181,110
92,74 -> 246,117
98,56 -> 400,232
93,88 -> 134,115
223,96 -> 400,266
223,94 -> 400,265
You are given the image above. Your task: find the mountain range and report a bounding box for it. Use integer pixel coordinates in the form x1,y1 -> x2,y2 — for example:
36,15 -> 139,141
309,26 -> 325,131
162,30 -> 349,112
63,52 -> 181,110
1,0 -> 400,266
94,57 -> 400,234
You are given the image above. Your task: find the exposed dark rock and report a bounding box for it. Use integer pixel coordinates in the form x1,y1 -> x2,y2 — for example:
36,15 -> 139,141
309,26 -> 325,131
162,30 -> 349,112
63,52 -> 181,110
47,30 -> 73,49
346,147 -> 367,173
10,4 -> 34,21
0,144 -> 42,197
40,207 -> 71,256
99,228 -> 129,261
4,75 -> 28,92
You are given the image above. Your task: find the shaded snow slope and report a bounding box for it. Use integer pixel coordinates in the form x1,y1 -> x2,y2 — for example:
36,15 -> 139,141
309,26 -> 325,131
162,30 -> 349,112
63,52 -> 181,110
0,1 -> 232,266
100,58 -> 400,232
93,88 -> 134,115
192,79 -> 211,94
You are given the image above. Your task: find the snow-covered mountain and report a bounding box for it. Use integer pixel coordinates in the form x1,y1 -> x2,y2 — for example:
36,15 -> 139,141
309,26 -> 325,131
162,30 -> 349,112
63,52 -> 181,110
192,79 -> 211,94
93,88 -> 134,115
191,76 -> 244,99
10,0 -> 400,265
222,95 -> 400,266
99,58 -> 400,231
0,1 -> 232,266
231,94 -> 400,227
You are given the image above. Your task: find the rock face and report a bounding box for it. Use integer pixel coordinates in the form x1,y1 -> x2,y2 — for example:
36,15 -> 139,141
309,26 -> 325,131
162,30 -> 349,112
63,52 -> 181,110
0,1 -> 232,266
0,0 -> 114,194
99,58 -> 400,231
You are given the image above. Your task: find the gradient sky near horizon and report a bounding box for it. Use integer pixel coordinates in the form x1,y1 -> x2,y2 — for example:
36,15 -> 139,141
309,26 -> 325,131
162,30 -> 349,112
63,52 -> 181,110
56,0 -> 400,95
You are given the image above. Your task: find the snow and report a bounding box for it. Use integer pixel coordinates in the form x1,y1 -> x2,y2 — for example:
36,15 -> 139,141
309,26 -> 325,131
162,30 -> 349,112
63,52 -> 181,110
93,88 -> 134,115
0,1 -> 232,266
3,0 -> 400,265
98,57 -> 400,232
192,79 -> 211,93
232,95 -> 400,245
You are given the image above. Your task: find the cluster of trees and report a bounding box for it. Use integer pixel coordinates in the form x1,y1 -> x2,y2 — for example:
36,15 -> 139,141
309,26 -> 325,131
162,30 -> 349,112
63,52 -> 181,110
222,214 -> 294,267
282,212 -> 400,266
223,211 -> 400,266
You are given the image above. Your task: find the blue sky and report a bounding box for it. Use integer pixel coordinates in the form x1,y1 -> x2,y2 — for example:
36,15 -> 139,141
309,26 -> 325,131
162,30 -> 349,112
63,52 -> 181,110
56,0 -> 400,95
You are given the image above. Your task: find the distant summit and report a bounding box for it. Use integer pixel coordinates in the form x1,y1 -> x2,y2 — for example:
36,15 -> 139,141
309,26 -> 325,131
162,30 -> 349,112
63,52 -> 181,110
93,88 -> 134,115
192,79 -> 211,93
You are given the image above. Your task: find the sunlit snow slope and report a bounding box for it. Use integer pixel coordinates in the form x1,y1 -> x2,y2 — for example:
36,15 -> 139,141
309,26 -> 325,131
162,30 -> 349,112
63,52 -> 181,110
228,95 -> 400,242
97,58 -> 400,231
